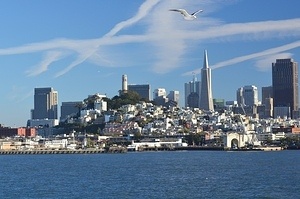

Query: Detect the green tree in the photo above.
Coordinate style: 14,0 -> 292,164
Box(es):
105,90 -> 142,110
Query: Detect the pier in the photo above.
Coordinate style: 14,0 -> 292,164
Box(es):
0,147 -> 127,155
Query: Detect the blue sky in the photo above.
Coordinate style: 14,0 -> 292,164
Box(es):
1,0 -> 300,127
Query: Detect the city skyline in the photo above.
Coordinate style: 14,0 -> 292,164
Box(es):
0,0 -> 300,127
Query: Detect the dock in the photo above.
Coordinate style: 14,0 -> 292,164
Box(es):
0,147 -> 127,155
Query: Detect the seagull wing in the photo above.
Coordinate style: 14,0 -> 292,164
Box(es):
191,9 -> 203,16
169,9 -> 190,17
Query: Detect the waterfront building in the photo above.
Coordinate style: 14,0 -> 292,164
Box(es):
184,74 -> 200,108
28,119 -> 59,128
128,84 -> 151,101
32,87 -> 58,119
199,50 -> 214,111
0,126 -> 36,138
272,58 -> 299,118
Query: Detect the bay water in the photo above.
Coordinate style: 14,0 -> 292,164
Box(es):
0,150 -> 299,199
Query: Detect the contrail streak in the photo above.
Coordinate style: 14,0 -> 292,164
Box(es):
211,40 -> 300,69
55,0 -> 161,77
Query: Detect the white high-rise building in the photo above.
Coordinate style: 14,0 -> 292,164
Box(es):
199,50 -> 214,111
237,85 -> 258,107
243,85 -> 258,106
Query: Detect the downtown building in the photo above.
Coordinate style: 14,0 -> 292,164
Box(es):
236,85 -> 258,107
235,85 -> 259,117
261,86 -> 273,118
167,90 -> 180,107
128,84 -> 151,101
199,50 -> 214,111
272,58 -> 299,119
60,101 -> 82,122
153,88 -> 168,106
29,87 -> 59,128
184,75 -> 201,108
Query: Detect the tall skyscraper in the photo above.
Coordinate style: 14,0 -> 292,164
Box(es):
199,50 -> 214,111
184,74 -> 200,108
33,87 -> 58,119
272,58 -> 299,118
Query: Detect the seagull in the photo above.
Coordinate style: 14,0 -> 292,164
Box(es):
169,9 -> 203,20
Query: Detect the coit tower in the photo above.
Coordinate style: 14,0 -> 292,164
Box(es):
122,74 -> 128,93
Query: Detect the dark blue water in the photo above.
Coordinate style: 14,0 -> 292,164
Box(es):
0,150 -> 299,199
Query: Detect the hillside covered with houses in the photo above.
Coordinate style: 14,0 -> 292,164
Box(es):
1,91 -> 300,151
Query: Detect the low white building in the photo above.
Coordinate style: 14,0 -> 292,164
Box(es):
28,119 -> 59,128
45,139 -> 68,149
127,138 -> 187,151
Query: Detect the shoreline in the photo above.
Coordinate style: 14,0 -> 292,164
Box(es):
0,146 -> 289,155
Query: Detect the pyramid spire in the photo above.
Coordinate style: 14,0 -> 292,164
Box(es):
200,49 -> 214,111
203,50 -> 209,69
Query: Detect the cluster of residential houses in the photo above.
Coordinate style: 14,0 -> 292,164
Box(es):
1,98 -> 300,151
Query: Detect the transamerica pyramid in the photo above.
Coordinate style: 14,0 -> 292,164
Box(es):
199,50 -> 214,111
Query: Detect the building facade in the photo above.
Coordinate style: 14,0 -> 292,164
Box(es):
0,126 -> 36,138
261,86 -> 273,106
237,85 -> 258,107
236,87 -> 244,106
33,87 -> 58,119
272,58 -> 299,118
243,85 -> 258,106
184,75 -> 201,108
167,90 -> 180,105
128,84 -> 151,101
199,50 -> 214,111
60,101 -> 82,122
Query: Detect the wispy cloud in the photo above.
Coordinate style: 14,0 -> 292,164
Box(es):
55,0 -> 161,77
211,40 -> 300,69
0,0 -> 300,78
254,53 -> 293,72
0,0 -> 161,77
7,86 -> 33,103
182,40 -> 300,76
26,51 -> 65,76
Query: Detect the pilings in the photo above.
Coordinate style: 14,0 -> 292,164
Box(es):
0,147 -> 127,155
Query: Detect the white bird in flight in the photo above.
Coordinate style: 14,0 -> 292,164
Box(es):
169,9 -> 203,20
